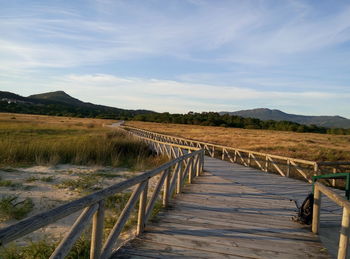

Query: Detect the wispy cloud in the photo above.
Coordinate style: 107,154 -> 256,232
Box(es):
45,74 -> 349,115
0,1 -> 349,117
2,1 -> 349,69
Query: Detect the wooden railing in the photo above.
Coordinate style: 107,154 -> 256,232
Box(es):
312,182 -> 350,259
124,126 -> 326,183
0,140 -> 204,259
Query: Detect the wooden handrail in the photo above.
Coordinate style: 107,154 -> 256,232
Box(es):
124,125 -> 317,165
123,126 -> 321,182
0,138 -> 205,259
312,182 -> 350,259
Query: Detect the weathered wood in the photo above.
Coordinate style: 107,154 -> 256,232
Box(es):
100,181 -> 147,259
289,160 -> 311,183
168,163 -> 180,196
224,149 -> 234,163
137,180 -> 148,235
90,200 -> 105,259
125,125 -> 319,166
145,170 -> 168,222
338,207 -> 350,259
116,158 -> 329,259
315,182 -> 350,211
268,156 -> 286,177
0,149 -> 202,246
195,153 -> 201,177
176,162 -> 183,194
50,204 -> 98,259
236,150 -> 248,166
251,153 -> 264,170
312,186 -> 321,234
163,169 -> 171,207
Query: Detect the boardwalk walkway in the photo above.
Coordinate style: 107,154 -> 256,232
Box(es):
114,157 -> 334,258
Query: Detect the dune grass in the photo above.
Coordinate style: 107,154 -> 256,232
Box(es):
0,236 -> 90,259
0,113 -> 168,169
0,114 -> 172,258
126,121 -> 350,162
0,195 -> 34,222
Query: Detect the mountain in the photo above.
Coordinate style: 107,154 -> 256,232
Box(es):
220,108 -> 350,129
0,90 -> 154,119
29,91 -> 85,106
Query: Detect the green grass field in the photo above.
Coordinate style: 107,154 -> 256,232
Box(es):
0,113 -> 167,169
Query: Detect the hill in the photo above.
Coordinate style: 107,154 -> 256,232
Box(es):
0,90 -> 153,119
29,91 -> 85,106
220,108 -> 350,129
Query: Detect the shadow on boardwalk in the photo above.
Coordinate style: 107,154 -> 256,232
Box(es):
113,157 -> 337,258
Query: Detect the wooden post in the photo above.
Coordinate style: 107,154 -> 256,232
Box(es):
333,168 -> 337,187
137,180 -> 148,235
211,146 -> 215,158
314,163 -> 319,176
100,182 -> 146,259
221,148 -> 225,160
163,169 -> 170,207
51,204 -> 98,259
176,162 -> 183,194
234,150 -> 237,163
248,153 -> 251,167
188,158 -> 194,184
312,186 -> 321,234
196,154 -> 201,177
265,156 -> 269,172
287,160 -> 290,177
338,207 -> 350,259
201,151 -> 205,174
90,200 -> 105,259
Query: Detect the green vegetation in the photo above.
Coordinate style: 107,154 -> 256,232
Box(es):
57,175 -> 100,192
0,196 -> 34,222
0,90 -> 152,119
25,176 -> 38,183
0,176 -> 22,189
0,121 -> 165,168
133,112 -> 350,135
40,176 -> 55,182
2,90 -> 350,134
0,236 -> 90,259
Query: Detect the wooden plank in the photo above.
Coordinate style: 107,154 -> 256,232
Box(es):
0,150 -> 202,246
137,180 -> 148,235
140,227 -> 329,258
268,156 -> 286,177
90,200 -> 105,259
114,239 -> 249,259
100,181 -> 147,259
50,204 -> 98,259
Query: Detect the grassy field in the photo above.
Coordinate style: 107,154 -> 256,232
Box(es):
0,113 -> 166,168
126,121 -> 350,162
0,113 -> 170,258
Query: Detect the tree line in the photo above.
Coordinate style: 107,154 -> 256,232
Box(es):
1,101 -> 349,135
132,112 -> 350,135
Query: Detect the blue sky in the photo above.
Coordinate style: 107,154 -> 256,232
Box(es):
1,0 -> 350,117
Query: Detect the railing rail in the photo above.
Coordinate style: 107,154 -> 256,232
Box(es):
0,139 -> 204,259
124,125 -> 349,183
312,182 -> 350,259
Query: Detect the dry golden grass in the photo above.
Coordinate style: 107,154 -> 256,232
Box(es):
0,113 -> 168,168
126,121 -> 350,162
0,112 -> 116,128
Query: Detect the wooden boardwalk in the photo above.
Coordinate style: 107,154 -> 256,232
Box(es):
113,157 -> 334,258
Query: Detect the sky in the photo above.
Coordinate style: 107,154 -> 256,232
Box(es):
1,0 -> 350,117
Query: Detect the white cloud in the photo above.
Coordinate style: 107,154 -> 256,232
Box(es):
47,74 -> 349,115
2,1 -> 349,70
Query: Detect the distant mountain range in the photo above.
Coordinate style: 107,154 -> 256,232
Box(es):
1,90 -> 349,130
220,108 -> 350,129
0,90 -> 153,119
